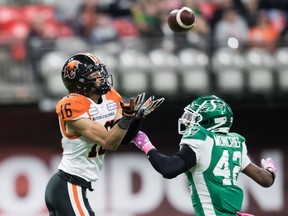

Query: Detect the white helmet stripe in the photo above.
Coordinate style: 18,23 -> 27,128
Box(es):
78,52 -> 101,64
85,52 -> 101,64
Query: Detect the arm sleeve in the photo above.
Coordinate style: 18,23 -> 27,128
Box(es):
147,145 -> 196,179
120,117 -> 143,145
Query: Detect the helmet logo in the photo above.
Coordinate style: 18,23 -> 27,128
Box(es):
201,100 -> 223,112
63,60 -> 80,79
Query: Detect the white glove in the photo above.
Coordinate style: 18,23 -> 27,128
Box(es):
137,96 -> 165,118
261,157 -> 277,179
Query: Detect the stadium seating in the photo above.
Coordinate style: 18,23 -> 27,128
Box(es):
56,36 -> 89,55
118,49 -> 150,94
21,4 -> 56,24
0,2 -> 287,107
178,48 -> 210,94
148,48 -> 179,95
274,47 -> 288,92
212,48 -> 245,93
4,20 -> 30,40
244,48 -> 275,93
0,6 -> 21,26
40,51 -> 69,97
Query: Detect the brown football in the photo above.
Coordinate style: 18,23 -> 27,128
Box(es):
168,7 -> 196,32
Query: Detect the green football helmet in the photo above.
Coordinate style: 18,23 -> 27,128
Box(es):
178,95 -> 233,134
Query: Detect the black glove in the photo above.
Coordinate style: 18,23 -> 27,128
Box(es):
120,92 -> 146,117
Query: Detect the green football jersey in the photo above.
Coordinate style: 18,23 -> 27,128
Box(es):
180,126 -> 251,216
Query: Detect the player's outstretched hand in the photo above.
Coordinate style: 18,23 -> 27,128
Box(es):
120,92 -> 146,117
137,96 -> 165,118
261,157 -> 277,179
132,131 -> 155,154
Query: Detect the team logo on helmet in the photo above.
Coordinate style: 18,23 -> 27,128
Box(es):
63,60 -> 80,79
201,99 -> 224,112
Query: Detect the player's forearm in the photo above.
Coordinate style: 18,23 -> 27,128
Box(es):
77,117 -> 133,150
121,117 -> 143,145
103,126 -> 127,150
242,163 -> 275,187
253,168 -> 274,187
260,169 -> 275,187
132,133 -> 197,178
103,118 -> 134,150
147,148 -> 195,179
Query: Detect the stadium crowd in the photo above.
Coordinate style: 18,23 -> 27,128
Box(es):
0,0 -> 288,104
1,0 -> 288,53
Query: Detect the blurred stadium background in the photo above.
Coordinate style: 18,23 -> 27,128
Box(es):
0,0 -> 287,215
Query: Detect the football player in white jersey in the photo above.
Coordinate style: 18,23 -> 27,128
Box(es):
132,95 -> 276,216
44,52 -> 164,216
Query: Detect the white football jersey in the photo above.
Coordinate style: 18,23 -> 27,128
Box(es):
56,88 -> 122,182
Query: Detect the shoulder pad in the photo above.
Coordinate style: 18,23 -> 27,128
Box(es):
56,94 -> 91,120
182,126 -> 209,141
105,87 -> 122,109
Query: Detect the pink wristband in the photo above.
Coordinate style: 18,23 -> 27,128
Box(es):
143,143 -> 155,154
237,213 -> 254,216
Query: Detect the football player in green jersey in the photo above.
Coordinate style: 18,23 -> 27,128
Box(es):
132,95 -> 276,216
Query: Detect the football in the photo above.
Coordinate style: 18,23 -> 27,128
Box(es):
168,7 -> 196,33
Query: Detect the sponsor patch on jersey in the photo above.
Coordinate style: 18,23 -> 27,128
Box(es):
107,102 -> 117,111
93,112 -> 115,121
89,107 -> 99,116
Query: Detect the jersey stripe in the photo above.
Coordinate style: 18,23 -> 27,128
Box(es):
193,174 -> 216,215
67,183 -> 89,216
184,134 -> 217,215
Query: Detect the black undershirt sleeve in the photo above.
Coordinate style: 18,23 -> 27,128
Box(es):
120,117 -> 143,145
147,144 -> 197,179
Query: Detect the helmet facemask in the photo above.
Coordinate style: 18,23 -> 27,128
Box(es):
178,101 -> 205,134
85,64 -> 113,96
